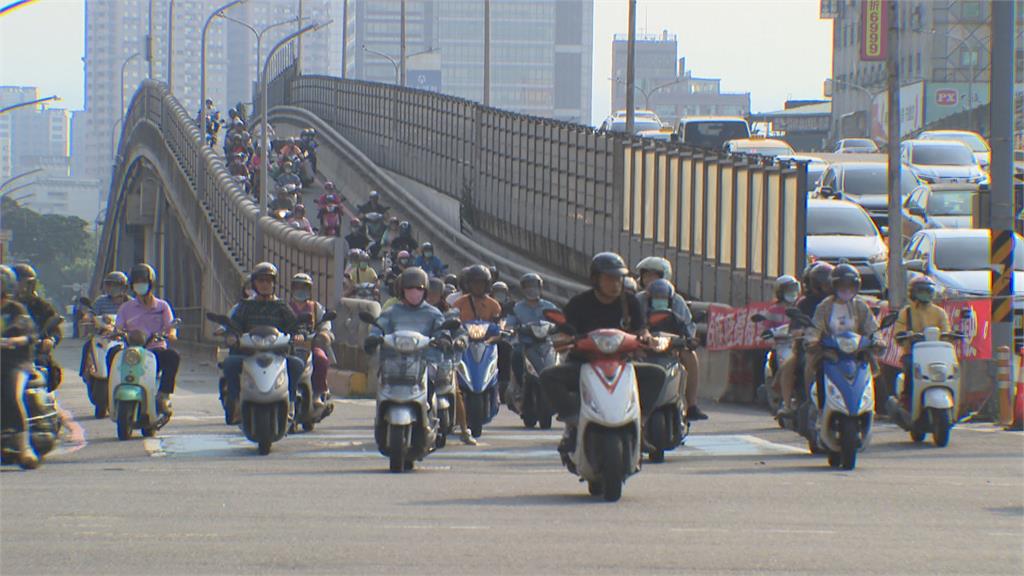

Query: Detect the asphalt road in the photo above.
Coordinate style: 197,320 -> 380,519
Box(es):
2,342 -> 1022,575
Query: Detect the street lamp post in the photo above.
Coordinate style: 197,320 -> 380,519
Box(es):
0,95 -> 61,116
362,45 -> 400,84
120,52 -> 142,126
0,168 -> 45,195
167,0 -> 175,93
200,0 -> 246,126
218,13 -> 307,102
610,77 -> 681,117
257,21 -> 331,259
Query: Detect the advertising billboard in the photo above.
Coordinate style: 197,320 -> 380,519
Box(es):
924,82 -> 991,125
870,81 -> 924,141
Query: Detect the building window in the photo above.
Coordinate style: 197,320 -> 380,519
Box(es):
961,1 -> 982,21
960,48 -> 979,68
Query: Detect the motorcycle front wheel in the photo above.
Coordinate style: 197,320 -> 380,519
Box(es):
601,431 -> 626,502
389,424 -> 409,473
930,408 -> 951,448
116,401 -> 136,441
839,416 -> 858,470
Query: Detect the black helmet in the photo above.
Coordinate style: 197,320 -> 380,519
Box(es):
12,263 -> 37,282
830,263 -> 861,291
250,261 -> 278,283
807,261 -> 834,295
130,263 -> 156,284
399,221 -> 411,234
463,264 -> 491,284
519,272 -> 543,290
104,271 -> 129,287
589,252 -> 629,279
428,277 -> 445,295
443,273 -> 458,287
398,267 -> 429,292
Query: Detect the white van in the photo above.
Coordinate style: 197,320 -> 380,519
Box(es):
675,116 -> 750,150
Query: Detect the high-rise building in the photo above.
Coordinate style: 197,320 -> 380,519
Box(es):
609,31 -> 750,126
344,0 -> 593,123
821,0 -> 1023,142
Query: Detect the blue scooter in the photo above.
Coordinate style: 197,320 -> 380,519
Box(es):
457,321 -> 504,438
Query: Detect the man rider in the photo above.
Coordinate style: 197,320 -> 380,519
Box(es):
288,273 -> 334,408
541,253 -> 652,459
344,250 -> 379,297
79,271 -> 131,386
390,221 -> 418,255
413,242 -> 447,278
1,265 -> 40,469
634,257 -> 706,421
269,187 -> 295,214
505,273 -> 560,410
358,190 -> 389,216
805,264 -> 881,410
222,263 -> 304,418
274,160 -> 303,190
110,264 -> 180,414
13,264 -> 62,391
774,262 -> 833,416
345,217 -> 370,252
893,276 -> 950,409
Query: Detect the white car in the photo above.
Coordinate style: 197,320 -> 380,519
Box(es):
724,137 -> 795,158
805,199 -> 889,295
918,130 -> 990,172
900,139 -> 987,185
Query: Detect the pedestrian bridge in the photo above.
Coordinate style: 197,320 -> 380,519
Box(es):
95,58 -> 808,345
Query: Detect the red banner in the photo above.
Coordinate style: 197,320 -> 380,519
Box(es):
860,0 -> 888,61
706,302 -> 778,351
878,299 -> 992,367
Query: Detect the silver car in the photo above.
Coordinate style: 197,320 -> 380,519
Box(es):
805,199 -> 889,295
900,139 -> 987,185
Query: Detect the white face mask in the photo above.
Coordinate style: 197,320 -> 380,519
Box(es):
293,289 -> 311,301
133,282 -> 151,296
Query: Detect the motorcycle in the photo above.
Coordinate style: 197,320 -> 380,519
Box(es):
290,310 -> 338,433
78,298 -> 121,418
430,324 -> 461,448
541,309 -> 666,502
317,194 -> 342,237
641,310 -> 693,463
885,318 -> 966,448
768,310 -> 824,454
0,363 -> 62,468
108,321 -> 180,440
509,319 -> 559,429
458,320 -> 505,439
751,313 -> 796,414
353,282 -> 380,302
363,212 -> 387,258
206,313 -> 292,455
360,311 -> 461,472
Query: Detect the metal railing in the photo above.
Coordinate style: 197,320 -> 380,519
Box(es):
274,70 -> 807,304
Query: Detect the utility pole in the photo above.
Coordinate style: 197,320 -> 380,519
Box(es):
341,0 -> 348,79
885,0 -> 904,308
483,0 -> 490,106
296,0 -> 303,75
990,0 -> 1015,378
400,0 -> 407,87
625,0 -> 636,135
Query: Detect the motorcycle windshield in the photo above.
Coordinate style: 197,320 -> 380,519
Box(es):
381,352 -> 426,385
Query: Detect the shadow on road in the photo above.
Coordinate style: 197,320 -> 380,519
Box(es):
409,493 -> 596,507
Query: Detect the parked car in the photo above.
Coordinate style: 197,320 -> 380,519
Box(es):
918,130 -> 990,172
777,155 -> 828,189
814,161 -> 919,233
903,228 -> 1024,303
723,137 -> 795,157
636,127 -> 677,142
612,109 -> 661,122
901,183 -> 979,240
833,138 -> 880,154
900,139 -> 987,185
806,199 -> 888,296
600,116 -> 664,134
675,116 -> 750,150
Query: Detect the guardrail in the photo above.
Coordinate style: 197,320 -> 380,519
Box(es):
273,67 -> 807,305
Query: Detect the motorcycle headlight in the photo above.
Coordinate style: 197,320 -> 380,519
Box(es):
531,324 -> 552,339
392,335 -> 418,354
826,382 -> 847,412
590,332 -> 625,354
123,348 -> 143,366
466,324 -> 489,340
928,363 -> 949,382
837,335 -> 860,355
860,382 -> 874,412
648,336 -> 671,353
274,371 -> 287,390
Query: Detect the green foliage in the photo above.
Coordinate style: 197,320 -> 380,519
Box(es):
1,196 -> 97,309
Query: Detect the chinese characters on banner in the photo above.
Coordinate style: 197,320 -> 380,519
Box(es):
860,0 -> 888,61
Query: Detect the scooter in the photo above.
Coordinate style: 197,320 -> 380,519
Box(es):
206,313 -> 292,455
809,323 -> 890,471
457,320 -> 505,439
78,298 -> 121,418
430,325 -> 461,448
353,282 -> 379,302
363,212 -> 387,258
751,312 -> 796,414
360,311 -> 461,472
509,319 -> 559,429
318,194 -> 342,237
291,310 -> 338,433
0,364 -> 62,468
542,309 -> 666,502
108,322 -> 179,441
885,322 -> 965,448
641,310 -> 693,463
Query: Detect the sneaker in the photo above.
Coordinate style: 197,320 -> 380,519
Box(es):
460,432 -> 478,446
686,405 -> 709,421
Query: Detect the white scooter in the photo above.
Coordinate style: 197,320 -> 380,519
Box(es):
291,310 -> 338,433
108,322 -> 179,440
543,309 -> 665,502
78,297 -> 121,418
886,325 -> 965,447
642,310 -> 694,463
750,312 -> 796,414
207,313 -> 293,455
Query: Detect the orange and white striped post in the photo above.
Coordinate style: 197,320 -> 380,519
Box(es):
996,346 -> 1013,426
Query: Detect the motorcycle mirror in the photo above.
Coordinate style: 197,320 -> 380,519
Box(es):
319,310 -> 338,324
750,313 -> 767,323
78,296 -> 93,308
440,318 -> 462,332
691,309 -> 707,324
542,309 -> 567,325
880,313 -> 899,329
171,318 -> 182,327
206,312 -> 235,330
358,311 -> 378,325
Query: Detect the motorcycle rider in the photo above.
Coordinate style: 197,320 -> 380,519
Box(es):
288,273 -> 334,408
345,217 -> 371,252
109,264 -> 180,414
222,263 -> 305,415
344,250 -> 379,297
773,262 -> 834,415
452,265 -> 502,324
426,277 -> 451,314
505,273 -> 560,409
542,252 -> 653,458
288,204 -> 314,234
79,271 -> 131,382
358,190 -> 389,216
893,276 -> 950,409
269,187 -> 295,214
488,280 -> 514,403
634,257 -> 706,421
805,264 -> 882,410
13,264 -> 62,391
274,160 -> 303,190
413,242 -> 447,278
1,265 -> 40,469
390,221 -> 418,255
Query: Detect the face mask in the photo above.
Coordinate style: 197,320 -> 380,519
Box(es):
398,259 -> 409,267
358,262 -> 368,270
133,283 -> 151,296
423,251 -> 433,259
293,289 -> 311,301
523,287 -> 541,301
913,290 -> 933,304
782,290 -> 799,304
652,298 -> 670,311
493,293 -> 508,304
836,288 -> 856,302
403,287 -> 425,306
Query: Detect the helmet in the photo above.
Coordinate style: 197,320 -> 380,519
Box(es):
420,242 -> 434,253
830,263 -> 861,291
491,281 -> 509,298
291,273 -> 313,288
623,277 -> 639,294
774,274 -> 801,303
635,256 -> 672,280
589,252 -> 629,279
443,274 -> 458,287
368,190 -> 380,201
428,277 -> 445,296
806,261 -> 834,295
104,271 -> 129,287
0,265 -> 16,296
397,267 -> 429,292
463,264 -> 492,285
908,275 -> 937,303
12,263 -> 37,282
324,181 -> 336,191
388,216 -> 399,226
281,160 -> 293,169
293,204 -> 306,215
250,262 -> 278,283
129,263 -> 156,284
519,272 -> 543,290
347,248 -> 361,261
399,221 -> 411,234
396,250 -> 411,261
647,278 -> 675,300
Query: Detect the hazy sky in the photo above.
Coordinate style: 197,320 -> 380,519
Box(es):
0,0 -> 832,124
